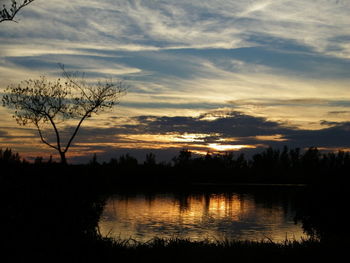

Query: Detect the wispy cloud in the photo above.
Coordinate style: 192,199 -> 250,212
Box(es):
2,0 -> 349,55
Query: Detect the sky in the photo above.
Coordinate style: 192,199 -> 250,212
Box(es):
0,0 -> 350,163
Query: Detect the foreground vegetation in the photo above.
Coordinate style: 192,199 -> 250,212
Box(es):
0,147 -> 348,262
78,237 -> 331,263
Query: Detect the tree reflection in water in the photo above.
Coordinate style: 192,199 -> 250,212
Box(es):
99,189 -> 308,242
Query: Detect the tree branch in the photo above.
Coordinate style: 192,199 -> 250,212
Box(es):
0,0 -> 35,23
63,109 -> 94,153
45,113 -> 63,152
34,122 -> 59,151
59,63 -> 91,102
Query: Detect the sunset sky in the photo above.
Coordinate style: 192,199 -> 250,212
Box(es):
1,0 -> 350,162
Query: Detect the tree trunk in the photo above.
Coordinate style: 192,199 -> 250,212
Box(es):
59,151 -> 67,165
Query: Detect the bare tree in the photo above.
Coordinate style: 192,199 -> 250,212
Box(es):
1,0 -> 34,23
2,67 -> 126,164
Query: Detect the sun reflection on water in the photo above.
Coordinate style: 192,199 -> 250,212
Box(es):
99,192 -> 307,242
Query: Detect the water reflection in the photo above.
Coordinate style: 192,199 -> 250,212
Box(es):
99,191 -> 307,242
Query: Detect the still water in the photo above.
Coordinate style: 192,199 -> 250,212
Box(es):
99,189 -> 307,242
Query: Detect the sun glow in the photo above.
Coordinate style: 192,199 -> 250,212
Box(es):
255,134 -> 288,142
173,133 -> 219,142
208,143 -> 255,151
118,132 -> 220,144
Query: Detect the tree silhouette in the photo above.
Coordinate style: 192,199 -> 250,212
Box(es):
0,148 -> 21,164
0,0 -> 34,23
144,153 -> 156,166
2,67 -> 126,164
173,149 -> 192,167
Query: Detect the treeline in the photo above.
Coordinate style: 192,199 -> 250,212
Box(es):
171,147 -> 349,179
1,146 -> 349,185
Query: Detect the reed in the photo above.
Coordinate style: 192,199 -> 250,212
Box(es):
85,236 -> 328,262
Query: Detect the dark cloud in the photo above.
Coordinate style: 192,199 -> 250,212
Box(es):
5,111 -> 348,163
327,111 -> 350,116
115,111 -> 289,137
67,111 -> 350,150
111,111 -> 349,146
0,127 -> 36,139
285,122 -> 350,148
0,130 -> 8,138
229,98 -> 350,108
320,120 -> 341,126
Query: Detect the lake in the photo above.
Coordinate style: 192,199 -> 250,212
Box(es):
98,187 -> 308,242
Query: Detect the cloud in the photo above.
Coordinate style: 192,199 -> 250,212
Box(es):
327,111 -> 350,116
58,110 -> 350,161
1,0 -> 350,161
0,130 -> 8,138
2,45 -> 350,131
2,0 -> 350,56
285,122 -> 350,148
2,1 -> 350,106
2,108 -> 350,162
229,98 -> 350,107
67,112 -> 277,144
